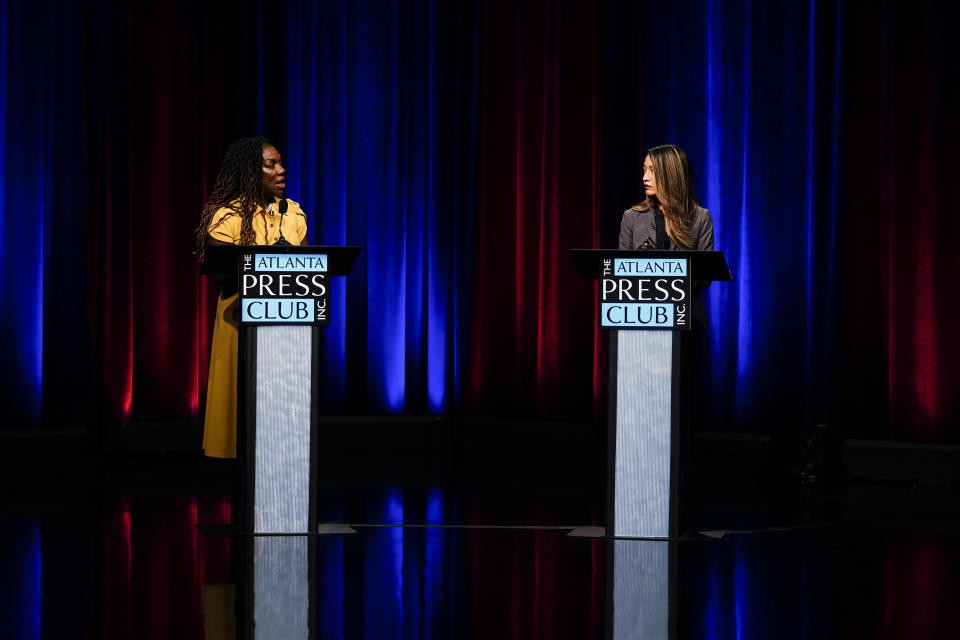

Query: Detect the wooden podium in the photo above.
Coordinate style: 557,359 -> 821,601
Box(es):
570,249 -> 731,539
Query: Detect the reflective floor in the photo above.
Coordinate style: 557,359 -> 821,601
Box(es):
2,443 -> 960,639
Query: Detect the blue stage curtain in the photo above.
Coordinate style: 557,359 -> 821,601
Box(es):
640,0 -> 843,431
0,0 -> 91,429
640,0 -> 959,438
258,0 -> 480,414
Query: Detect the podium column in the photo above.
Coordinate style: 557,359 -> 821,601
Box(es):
609,330 -> 680,539
252,325 -> 313,533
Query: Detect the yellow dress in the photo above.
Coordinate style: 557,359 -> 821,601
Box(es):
202,199 -> 308,458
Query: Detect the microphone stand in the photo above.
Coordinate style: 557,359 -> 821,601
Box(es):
274,198 -> 292,246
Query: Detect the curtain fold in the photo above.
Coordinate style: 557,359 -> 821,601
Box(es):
279,0 -> 479,414
468,0 -> 603,419
835,0 -> 960,440
0,0 -> 956,441
0,0 -> 90,428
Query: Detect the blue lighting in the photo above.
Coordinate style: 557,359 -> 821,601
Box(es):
699,549 -> 723,640
0,0 -> 44,424
424,489 -> 444,638
30,522 -> 42,639
363,490 -> 405,637
273,0 -> 469,414
1,0 -> 89,427
317,538 -> 345,639
733,551 -> 747,640
804,0 -> 817,422
734,0 -> 754,418
703,0 -> 729,417
0,0 -> 6,327
644,0 -> 841,430
316,495 -> 345,639
0,520 -> 43,639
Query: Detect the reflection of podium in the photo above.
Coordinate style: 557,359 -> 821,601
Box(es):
204,245 -> 360,534
571,250 -> 731,539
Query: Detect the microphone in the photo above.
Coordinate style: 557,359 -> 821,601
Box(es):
274,198 -> 292,246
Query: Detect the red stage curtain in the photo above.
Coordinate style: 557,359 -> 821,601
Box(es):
84,0 -> 248,428
468,0 -> 606,419
835,0 -> 960,441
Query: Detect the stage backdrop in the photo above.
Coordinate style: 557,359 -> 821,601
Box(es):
0,0 -> 957,442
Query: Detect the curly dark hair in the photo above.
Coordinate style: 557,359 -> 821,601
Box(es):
195,136 -> 274,256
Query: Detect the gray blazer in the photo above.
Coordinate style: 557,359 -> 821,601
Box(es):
618,205 -> 714,251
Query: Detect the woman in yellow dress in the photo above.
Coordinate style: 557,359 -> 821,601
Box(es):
195,137 -> 307,458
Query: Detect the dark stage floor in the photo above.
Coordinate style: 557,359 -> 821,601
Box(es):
1,423 -> 959,639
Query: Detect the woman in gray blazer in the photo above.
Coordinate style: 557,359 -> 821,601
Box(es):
619,144 -> 714,325
618,144 -> 714,252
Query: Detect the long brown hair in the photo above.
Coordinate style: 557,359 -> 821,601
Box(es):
632,144 -> 699,248
195,136 -> 273,257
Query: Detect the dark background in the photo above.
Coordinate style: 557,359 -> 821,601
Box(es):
1,0 -> 957,443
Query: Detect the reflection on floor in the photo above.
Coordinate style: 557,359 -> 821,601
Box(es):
1,445 -> 960,639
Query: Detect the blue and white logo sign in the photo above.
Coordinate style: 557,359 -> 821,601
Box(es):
240,252 -> 330,325
598,257 -> 691,330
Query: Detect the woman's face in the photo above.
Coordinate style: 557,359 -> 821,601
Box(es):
261,144 -> 286,200
642,155 -> 657,198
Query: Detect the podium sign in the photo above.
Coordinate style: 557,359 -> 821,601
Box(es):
239,252 -> 330,325
599,256 -> 691,330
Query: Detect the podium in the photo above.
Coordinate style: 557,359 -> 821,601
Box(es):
570,249 -> 731,539
203,244 -> 360,534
